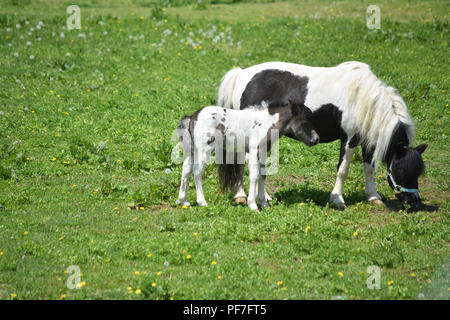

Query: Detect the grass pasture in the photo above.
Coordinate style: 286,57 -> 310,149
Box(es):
0,0 -> 449,300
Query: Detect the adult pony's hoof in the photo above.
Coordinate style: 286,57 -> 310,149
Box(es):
370,199 -> 386,207
332,202 -> 347,211
235,197 -> 247,205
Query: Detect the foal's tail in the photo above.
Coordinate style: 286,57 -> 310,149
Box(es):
218,67 -> 242,109
177,115 -> 193,157
217,67 -> 243,193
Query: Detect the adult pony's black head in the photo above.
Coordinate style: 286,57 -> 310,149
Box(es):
387,143 -> 427,210
286,100 -> 319,146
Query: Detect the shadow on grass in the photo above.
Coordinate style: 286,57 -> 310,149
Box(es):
272,182 -> 366,207
384,199 -> 440,213
272,183 -> 440,213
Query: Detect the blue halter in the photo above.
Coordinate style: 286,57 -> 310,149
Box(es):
387,163 -> 419,194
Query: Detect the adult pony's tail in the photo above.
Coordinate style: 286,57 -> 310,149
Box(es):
218,67 -> 242,109
217,67 -> 242,193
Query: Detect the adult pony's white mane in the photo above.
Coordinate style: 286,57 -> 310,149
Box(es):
341,61 -> 414,164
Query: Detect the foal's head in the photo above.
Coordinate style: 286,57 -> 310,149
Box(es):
387,143 -> 428,210
286,100 -> 319,146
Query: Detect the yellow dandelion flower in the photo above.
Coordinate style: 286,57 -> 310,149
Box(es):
387,280 -> 394,286
217,275 -> 222,280
147,253 -> 152,258
193,232 -> 198,236
182,205 -> 188,209
353,231 -> 358,237
240,256 -> 245,261
59,237 -> 63,241
0,252 -> 3,255
10,293 -> 17,298
186,254 -> 191,259
305,225 -> 311,232
337,272 -> 344,277
114,207 -> 119,210
135,289 -> 141,294
24,231 -> 29,235
61,293 -> 66,299
211,261 -> 217,265
277,281 -> 283,286
410,273 -> 416,277
135,271 -> 140,275
281,287 -> 287,291
157,271 -> 162,276
151,282 -> 157,287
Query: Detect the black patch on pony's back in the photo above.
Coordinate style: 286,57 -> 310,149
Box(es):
240,69 -> 309,111
311,104 -> 346,143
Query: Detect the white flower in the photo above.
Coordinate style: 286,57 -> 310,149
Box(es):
165,168 -> 171,174
29,55 -> 35,60
26,41 -> 31,46
65,52 -> 71,56
103,31 -> 108,35
60,32 -> 65,38
16,24 -> 21,29
14,52 -> 19,57
6,27 -> 12,32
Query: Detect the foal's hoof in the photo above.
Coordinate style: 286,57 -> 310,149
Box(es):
332,202 -> 347,211
235,197 -> 247,205
370,199 -> 386,207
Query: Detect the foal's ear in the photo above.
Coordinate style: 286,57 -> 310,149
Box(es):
415,144 -> 428,154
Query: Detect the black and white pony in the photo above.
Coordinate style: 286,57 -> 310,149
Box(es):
176,101 -> 317,210
217,61 -> 427,210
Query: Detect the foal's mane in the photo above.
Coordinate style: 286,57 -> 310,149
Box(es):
341,61 -> 415,165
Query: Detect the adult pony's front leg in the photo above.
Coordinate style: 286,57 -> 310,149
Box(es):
362,146 -> 385,207
330,139 -> 355,210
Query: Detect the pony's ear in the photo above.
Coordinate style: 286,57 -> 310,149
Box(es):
415,144 -> 428,154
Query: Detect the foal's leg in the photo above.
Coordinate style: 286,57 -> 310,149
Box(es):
330,139 -> 355,210
176,157 -> 192,207
192,146 -> 212,207
362,145 -> 385,206
247,149 -> 260,211
232,161 -> 248,205
257,163 -> 269,209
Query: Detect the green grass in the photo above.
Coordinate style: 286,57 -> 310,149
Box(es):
0,0 -> 449,300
